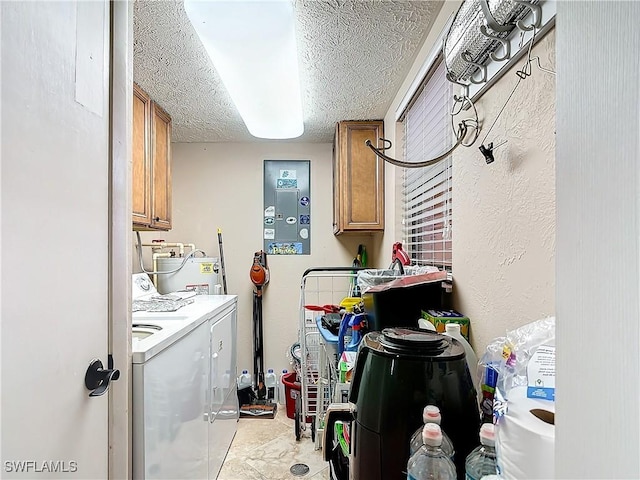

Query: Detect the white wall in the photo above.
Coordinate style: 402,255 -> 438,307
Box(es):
555,2 -> 640,477
136,142 -> 381,376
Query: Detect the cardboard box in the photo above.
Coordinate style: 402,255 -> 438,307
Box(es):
421,309 -> 470,341
338,351 -> 357,383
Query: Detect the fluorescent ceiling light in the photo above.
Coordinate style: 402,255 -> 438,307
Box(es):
184,0 -> 304,140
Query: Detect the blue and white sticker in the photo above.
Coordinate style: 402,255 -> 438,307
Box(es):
300,196 -> 310,206
526,345 -> 555,401
299,228 -> 309,239
264,217 -> 275,226
277,178 -> 298,188
300,215 -> 310,225
264,206 -> 275,217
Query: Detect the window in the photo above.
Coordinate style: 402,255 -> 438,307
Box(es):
401,57 -> 454,270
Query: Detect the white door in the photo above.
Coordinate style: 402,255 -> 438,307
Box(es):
1,2 -> 114,478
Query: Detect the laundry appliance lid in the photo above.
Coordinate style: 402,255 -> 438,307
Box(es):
366,327 -> 465,359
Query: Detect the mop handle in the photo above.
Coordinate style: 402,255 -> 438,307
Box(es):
217,228 -> 228,295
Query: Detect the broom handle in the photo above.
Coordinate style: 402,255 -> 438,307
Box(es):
217,228 -> 228,295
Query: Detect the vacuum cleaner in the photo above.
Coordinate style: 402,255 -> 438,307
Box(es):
239,250 -> 277,418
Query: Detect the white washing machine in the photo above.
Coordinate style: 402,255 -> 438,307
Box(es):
132,274 -> 238,479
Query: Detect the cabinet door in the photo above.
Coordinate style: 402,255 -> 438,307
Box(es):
333,120 -> 385,234
132,84 -> 151,226
150,102 -> 172,230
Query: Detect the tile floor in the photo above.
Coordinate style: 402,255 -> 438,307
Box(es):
218,406 -> 330,480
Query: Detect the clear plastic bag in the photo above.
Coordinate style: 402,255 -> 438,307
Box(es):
497,316 -> 555,396
356,265 -> 440,294
477,316 -> 555,422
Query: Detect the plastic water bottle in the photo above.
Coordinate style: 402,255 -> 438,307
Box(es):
407,423 -> 456,480
278,369 -> 288,405
237,369 -> 252,390
410,405 -> 455,459
265,368 -> 277,402
464,423 -> 497,480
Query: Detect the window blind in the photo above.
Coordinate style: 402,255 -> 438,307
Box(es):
402,58 -> 454,270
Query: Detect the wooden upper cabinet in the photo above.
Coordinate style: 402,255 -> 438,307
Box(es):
132,83 -> 172,231
132,84 -> 151,226
333,120 -> 385,235
150,102 -> 172,230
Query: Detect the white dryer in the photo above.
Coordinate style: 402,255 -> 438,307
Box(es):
131,274 -> 238,479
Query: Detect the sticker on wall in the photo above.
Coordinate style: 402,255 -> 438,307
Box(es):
286,216 -> 297,225
300,196 -> 310,206
280,169 -> 297,179
300,215 -> 310,225
268,242 -> 303,255
264,206 -> 275,217
264,228 -> 275,240
264,217 -> 275,226
277,178 -> 297,188
299,228 -> 309,239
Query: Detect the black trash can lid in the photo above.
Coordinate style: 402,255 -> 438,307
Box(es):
376,327 -> 465,358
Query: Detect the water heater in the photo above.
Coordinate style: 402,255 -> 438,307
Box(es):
156,257 -> 220,295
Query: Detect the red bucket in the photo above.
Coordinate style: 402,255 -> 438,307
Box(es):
282,372 -> 301,420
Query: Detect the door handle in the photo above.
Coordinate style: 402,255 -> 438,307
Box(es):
85,355 -> 120,397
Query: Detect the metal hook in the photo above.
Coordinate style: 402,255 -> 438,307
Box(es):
478,0 -> 514,33
479,25 -> 511,62
450,95 -> 480,147
529,56 -> 556,76
379,138 -> 392,151
460,51 -> 487,84
514,0 -> 541,32
450,94 -> 470,116
446,71 -> 470,98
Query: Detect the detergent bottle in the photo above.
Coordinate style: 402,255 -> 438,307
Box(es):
346,314 -> 366,351
338,312 -> 367,356
337,312 -> 353,357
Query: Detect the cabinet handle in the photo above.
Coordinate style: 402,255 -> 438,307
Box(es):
154,217 -> 160,222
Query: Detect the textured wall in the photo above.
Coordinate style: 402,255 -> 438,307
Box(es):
451,31 -> 557,355
135,142 -> 378,376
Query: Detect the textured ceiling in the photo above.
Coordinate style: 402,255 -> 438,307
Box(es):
134,0 -> 443,143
